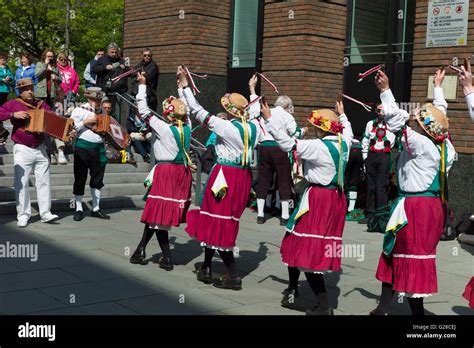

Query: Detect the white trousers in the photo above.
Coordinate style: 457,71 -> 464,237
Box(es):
13,143 -> 52,219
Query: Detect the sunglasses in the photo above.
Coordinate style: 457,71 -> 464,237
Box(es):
58,58 -> 66,61
143,54 -> 152,57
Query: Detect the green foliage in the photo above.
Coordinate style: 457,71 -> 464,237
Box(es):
0,0 -> 123,76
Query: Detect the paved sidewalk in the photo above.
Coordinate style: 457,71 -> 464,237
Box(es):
0,207 -> 472,315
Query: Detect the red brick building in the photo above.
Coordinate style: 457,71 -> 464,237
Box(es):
124,0 -> 474,215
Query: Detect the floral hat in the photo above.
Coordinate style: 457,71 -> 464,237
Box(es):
307,109 -> 344,134
220,93 -> 249,119
162,96 -> 187,121
414,103 -> 449,142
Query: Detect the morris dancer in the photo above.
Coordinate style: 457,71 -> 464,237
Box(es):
70,87 -> 110,221
129,72 -> 194,271
371,69 -> 455,315
361,102 -> 395,223
248,74 -> 306,226
261,98 -> 353,315
0,78 -> 59,227
179,67 -> 260,290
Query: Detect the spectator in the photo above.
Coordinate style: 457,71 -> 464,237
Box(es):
93,42 -> 129,109
35,49 -> 62,107
134,48 -> 159,111
84,48 -> 105,88
126,111 -> 151,163
56,52 -> 79,104
0,52 -> 14,106
14,52 -> 36,96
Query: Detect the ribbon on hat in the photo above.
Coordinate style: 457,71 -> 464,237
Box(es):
337,133 -> 344,192
177,119 -> 193,168
240,116 -> 250,166
163,104 -> 175,117
257,73 -> 279,93
440,141 -> 446,205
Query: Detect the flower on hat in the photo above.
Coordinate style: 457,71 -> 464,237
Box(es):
307,110 -> 344,134
416,106 -> 449,142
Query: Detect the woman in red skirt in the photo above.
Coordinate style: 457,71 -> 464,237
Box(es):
463,278 -> 474,309
371,69 -> 456,315
261,98 -> 353,315
129,72 -> 194,271
179,67 -> 260,290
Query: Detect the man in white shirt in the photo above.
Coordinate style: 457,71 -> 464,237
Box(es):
70,87 -> 110,221
361,103 -> 396,223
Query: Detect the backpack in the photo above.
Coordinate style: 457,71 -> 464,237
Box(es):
367,205 -> 391,233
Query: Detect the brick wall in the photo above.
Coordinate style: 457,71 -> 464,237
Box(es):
411,0 -> 474,154
261,0 -> 347,125
123,0 -> 230,76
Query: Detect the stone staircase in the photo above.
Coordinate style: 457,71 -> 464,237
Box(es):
0,139 -> 152,216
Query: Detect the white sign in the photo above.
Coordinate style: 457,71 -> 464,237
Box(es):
427,75 -> 458,100
426,0 -> 469,47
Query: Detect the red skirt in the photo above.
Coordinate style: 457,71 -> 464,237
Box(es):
376,196 -> 445,296
185,164 -> 252,250
281,186 -> 346,272
462,277 -> 474,309
140,163 -> 192,227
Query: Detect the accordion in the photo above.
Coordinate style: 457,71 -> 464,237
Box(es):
26,109 -> 74,142
94,114 -> 130,150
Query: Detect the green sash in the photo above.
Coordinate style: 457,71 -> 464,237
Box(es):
169,124 -> 191,164
75,138 -> 107,167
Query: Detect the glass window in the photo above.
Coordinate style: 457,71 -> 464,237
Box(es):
231,0 -> 259,68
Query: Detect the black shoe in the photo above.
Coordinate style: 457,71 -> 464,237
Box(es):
213,273 -> 242,290
280,217 -> 289,226
91,209 -> 110,219
281,288 -> 300,306
257,216 -> 266,224
195,267 -> 212,284
306,305 -> 334,316
158,256 -> 174,271
130,247 -> 146,264
369,307 -> 388,316
143,154 -> 151,163
73,210 -> 84,221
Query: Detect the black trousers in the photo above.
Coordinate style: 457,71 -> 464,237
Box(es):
73,146 -> 106,196
255,146 -> 292,200
365,152 -> 391,214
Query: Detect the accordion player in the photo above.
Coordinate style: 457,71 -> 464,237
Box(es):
92,114 -> 130,150
25,109 -> 75,142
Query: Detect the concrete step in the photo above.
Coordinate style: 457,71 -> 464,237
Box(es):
0,192 -> 199,216
0,162 -> 151,176
0,183 -> 147,202
0,172 -> 150,188
0,152 -> 149,165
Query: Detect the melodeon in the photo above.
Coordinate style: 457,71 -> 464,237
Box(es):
94,114 -> 130,150
26,109 -> 74,142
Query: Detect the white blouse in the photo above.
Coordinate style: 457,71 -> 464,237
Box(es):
380,88 -> 456,193
266,114 -> 353,186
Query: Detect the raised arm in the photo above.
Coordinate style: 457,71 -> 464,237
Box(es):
433,68 -> 447,115
336,99 -> 354,145
459,58 -> 474,121
136,72 -> 168,134
361,121 -> 371,161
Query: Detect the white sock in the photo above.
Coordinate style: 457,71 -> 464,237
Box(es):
265,194 -> 272,208
348,191 -> 357,211
257,198 -> 265,217
275,191 -> 281,209
91,188 -> 101,212
75,195 -> 83,212
281,200 -> 290,219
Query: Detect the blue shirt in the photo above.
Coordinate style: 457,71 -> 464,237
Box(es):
15,64 -> 37,96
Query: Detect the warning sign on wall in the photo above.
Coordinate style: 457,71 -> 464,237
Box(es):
426,0 -> 469,47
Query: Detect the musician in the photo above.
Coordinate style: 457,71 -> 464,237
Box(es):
261,98 -> 353,315
0,78 -> 59,227
371,69 -> 455,315
248,74 -> 306,226
361,103 -> 396,223
179,66 -> 261,290
129,72 -> 193,271
70,87 -> 110,221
